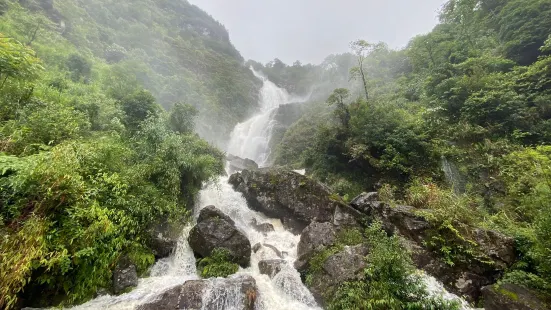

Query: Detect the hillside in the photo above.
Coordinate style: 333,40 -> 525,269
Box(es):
3,0 -> 261,145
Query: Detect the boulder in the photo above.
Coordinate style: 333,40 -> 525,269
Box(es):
350,192 -> 517,302
482,283 -> 551,310
229,168 -> 358,233
295,222 -> 337,271
147,219 -> 181,259
138,276 -> 258,310
112,258 -> 138,294
227,155 -> 259,172
252,243 -> 262,253
258,259 -> 287,278
307,245 -> 369,305
251,218 -> 275,235
188,206 -> 251,267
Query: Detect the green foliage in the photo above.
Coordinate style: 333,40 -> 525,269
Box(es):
197,248 -> 239,278
0,13 -> 225,307
0,34 -> 43,86
329,222 -> 460,310
121,90 -> 160,130
169,102 -> 198,135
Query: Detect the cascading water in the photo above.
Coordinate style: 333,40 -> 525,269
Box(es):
72,70 -> 471,310
228,69 -> 303,167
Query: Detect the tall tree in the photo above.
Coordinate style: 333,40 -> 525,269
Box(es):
349,40 -> 385,100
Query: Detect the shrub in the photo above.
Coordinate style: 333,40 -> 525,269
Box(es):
197,248 -> 239,278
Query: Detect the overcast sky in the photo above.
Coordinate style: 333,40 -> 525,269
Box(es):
190,0 -> 447,65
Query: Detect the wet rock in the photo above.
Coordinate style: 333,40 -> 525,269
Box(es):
147,219 -> 180,259
227,155 -> 259,172
482,283 -> 551,310
112,258 -> 138,294
188,206 -> 251,267
251,218 -> 275,235
295,222 -> 337,271
138,280 -> 206,310
307,245 -> 369,305
138,276 -> 258,310
258,259 -> 287,278
351,192 -> 517,302
252,243 -> 262,253
229,168 -> 356,233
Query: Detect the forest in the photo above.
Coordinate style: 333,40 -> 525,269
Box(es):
1,0 -> 550,309
269,0 -> 551,307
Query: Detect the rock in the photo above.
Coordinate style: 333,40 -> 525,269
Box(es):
295,222 -> 337,271
472,229 -> 516,269
112,258 -> 138,294
251,218 -> 275,235
227,155 -> 259,172
147,219 -> 180,259
307,245 -> 369,305
482,283 -> 551,310
351,193 -> 517,302
349,192 -> 379,210
259,259 -> 287,278
252,243 -> 262,253
229,168 -> 356,233
138,276 -> 258,310
188,206 -> 251,267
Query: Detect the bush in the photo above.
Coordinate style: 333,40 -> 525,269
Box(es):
197,248 -> 239,278
328,222 -> 460,310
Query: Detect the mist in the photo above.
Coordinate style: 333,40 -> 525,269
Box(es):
190,0 -> 447,64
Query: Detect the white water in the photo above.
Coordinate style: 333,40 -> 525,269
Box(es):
227,69 -> 305,167
72,71 -> 472,310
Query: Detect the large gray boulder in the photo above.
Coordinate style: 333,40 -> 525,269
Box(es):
112,258 -> 138,294
307,245 -> 369,305
227,155 -> 259,173
295,222 -> 337,271
147,219 -> 181,259
258,259 -> 287,278
229,168 -> 360,233
188,206 -> 251,267
350,192 -> 517,303
482,283 -> 551,310
138,276 -> 258,310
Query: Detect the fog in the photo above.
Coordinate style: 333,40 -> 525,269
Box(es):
190,0 -> 447,64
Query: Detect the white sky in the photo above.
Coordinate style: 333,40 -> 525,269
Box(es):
190,0 -> 447,65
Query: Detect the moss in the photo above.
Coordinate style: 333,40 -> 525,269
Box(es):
497,286 -> 520,301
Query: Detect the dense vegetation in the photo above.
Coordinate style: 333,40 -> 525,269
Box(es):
0,0 -> 235,308
270,0 -> 551,304
2,0 -> 261,145
328,224 -> 460,310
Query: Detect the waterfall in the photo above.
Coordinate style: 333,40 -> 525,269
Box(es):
441,157 -> 466,194
71,71 -> 471,310
72,70 -> 319,310
227,69 -> 306,167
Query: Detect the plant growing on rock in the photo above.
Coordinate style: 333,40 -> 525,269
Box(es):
197,248 -> 239,278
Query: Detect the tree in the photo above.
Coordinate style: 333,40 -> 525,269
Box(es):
169,102 -> 198,134
327,88 -> 351,129
0,35 -> 42,88
349,40 -> 385,100
121,90 -> 160,130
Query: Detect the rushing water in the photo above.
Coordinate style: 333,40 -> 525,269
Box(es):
227,69 -> 307,167
72,70 -> 472,310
